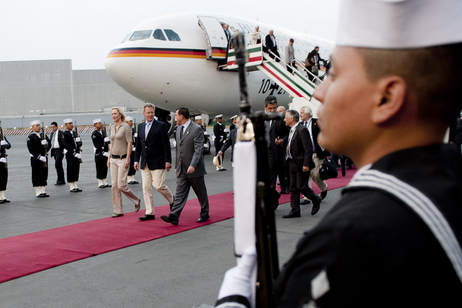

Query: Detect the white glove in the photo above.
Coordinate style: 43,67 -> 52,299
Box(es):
134,133 -> 138,138
102,152 -> 109,157
74,153 -> 82,159
0,140 -> 7,146
0,157 -> 7,163
41,140 -> 48,145
38,156 -> 47,162
217,246 -> 256,303
132,147 -> 136,152
75,137 -> 81,142
104,137 -> 110,143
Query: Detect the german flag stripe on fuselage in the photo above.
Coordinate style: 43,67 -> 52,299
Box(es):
107,47 -> 207,59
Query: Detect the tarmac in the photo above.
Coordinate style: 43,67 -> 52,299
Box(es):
0,132 -> 343,308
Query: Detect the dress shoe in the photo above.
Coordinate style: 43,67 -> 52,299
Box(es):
311,197 -> 322,215
128,181 -> 139,184
55,181 -> 65,185
70,188 -> 82,193
37,193 -> 49,198
197,215 -> 210,223
139,214 -> 155,221
283,211 -> 301,218
217,168 -> 227,172
99,185 -> 106,188
300,198 -> 311,205
2,199 -> 10,203
112,213 -> 124,218
135,199 -> 141,212
105,184 -> 112,187
160,215 -> 178,225
320,190 -> 328,200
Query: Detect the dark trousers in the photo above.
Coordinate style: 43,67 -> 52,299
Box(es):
128,151 -> 136,176
52,148 -> 65,182
0,162 -> 7,191
288,159 -> 318,212
95,154 -> 108,179
66,154 -> 80,182
31,158 -> 48,187
171,174 -> 209,220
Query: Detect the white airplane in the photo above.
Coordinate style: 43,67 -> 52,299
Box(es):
105,12 -> 334,123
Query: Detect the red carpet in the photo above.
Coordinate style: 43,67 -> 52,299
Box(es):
0,169 -> 355,283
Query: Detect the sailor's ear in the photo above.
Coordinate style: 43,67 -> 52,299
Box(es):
371,76 -> 407,125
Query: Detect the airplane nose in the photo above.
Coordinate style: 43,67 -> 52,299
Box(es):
105,51 -> 141,90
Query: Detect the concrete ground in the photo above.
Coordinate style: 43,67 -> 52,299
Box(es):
0,132 -> 343,308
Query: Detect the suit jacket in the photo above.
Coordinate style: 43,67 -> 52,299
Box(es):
287,124 -> 315,171
175,121 -> 206,178
265,34 -> 277,51
135,120 -> 172,170
310,118 -> 330,159
49,130 -> 64,157
269,116 -> 289,163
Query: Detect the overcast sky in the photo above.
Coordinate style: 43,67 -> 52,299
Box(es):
0,0 -> 340,70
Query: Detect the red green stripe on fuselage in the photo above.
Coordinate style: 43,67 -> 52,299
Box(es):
107,48 -> 207,59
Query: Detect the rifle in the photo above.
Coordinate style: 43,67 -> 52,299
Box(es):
40,122 -> 49,167
0,121 -> 8,169
73,121 -> 83,163
233,32 -> 279,307
102,122 -> 110,147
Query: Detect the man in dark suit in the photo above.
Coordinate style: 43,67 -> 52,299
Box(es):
49,121 -> 65,185
161,107 -> 210,225
300,106 -> 330,200
265,96 -> 289,208
283,110 -> 322,217
265,30 -> 280,61
134,103 -> 174,221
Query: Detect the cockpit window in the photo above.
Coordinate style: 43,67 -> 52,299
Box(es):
153,29 -> 167,41
164,29 -> 181,41
129,30 -> 152,41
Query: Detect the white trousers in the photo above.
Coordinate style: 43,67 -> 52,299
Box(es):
110,158 -> 139,214
141,166 -> 173,215
309,154 -> 328,192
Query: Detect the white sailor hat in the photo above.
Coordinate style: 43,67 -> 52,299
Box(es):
93,118 -> 102,124
30,120 -> 40,126
195,115 -> 202,120
63,118 -> 73,124
125,116 -> 133,121
336,0 -> 462,49
230,115 -> 237,120
215,114 -> 223,119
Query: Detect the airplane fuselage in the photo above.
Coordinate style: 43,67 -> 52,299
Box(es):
105,13 -> 334,116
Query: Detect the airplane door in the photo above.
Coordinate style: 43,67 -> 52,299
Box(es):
197,16 -> 228,60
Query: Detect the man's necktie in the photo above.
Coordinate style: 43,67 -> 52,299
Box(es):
180,125 -> 184,139
145,122 -> 151,140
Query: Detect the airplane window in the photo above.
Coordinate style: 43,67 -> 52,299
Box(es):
153,29 -> 167,41
129,30 -> 152,41
164,29 -> 181,41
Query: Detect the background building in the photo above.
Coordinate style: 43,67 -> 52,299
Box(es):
0,59 -> 143,128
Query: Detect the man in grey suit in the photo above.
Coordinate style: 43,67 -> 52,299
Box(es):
161,107 -> 210,225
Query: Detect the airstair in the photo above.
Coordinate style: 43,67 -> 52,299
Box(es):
197,17 -> 324,115
226,44 -> 323,116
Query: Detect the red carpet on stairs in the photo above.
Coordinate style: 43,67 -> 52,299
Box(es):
0,169 -> 355,283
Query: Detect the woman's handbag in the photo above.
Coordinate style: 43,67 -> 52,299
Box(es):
320,158 -> 338,180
